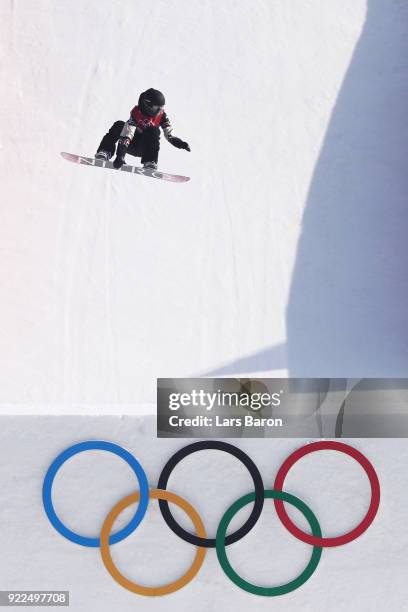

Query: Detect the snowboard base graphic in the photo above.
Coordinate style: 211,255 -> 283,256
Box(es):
61,152 -> 190,183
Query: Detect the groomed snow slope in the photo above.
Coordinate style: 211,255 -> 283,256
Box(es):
1,3 -> 408,609
1,1 -> 407,413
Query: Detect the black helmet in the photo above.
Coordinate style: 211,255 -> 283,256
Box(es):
139,88 -> 165,117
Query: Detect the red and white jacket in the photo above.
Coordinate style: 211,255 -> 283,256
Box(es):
120,105 -> 173,141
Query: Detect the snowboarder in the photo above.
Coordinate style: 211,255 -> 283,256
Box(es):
95,88 -> 190,170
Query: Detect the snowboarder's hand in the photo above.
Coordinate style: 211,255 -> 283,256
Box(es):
169,136 -> 191,152
113,156 -> 125,169
113,137 -> 130,169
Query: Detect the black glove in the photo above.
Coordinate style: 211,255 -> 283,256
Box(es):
169,136 -> 191,152
113,137 -> 130,168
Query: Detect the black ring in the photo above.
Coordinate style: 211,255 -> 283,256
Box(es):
157,441 -> 264,548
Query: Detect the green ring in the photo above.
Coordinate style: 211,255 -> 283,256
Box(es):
216,489 -> 322,597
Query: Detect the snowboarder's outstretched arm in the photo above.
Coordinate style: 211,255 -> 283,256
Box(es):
160,113 -> 191,152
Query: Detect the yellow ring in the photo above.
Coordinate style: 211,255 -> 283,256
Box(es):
100,488 -> 207,596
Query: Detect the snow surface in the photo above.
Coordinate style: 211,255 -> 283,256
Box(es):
0,0 -> 408,609
1,0 -> 407,413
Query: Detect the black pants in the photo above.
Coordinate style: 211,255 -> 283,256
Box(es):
97,120 -> 161,163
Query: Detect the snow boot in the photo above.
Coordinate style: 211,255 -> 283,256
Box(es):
95,150 -> 111,161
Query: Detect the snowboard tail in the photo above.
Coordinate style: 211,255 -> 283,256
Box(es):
61,152 -> 190,183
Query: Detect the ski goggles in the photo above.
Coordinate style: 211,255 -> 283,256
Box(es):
144,102 -> 163,115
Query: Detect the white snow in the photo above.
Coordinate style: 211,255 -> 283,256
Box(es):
0,0 -> 407,609
2,0 -> 407,413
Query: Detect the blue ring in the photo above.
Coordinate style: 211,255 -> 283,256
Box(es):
42,440 -> 149,547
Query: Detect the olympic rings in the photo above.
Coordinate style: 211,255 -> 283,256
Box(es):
157,440 -> 264,547
273,441 -> 381,547
43,439 -> 381,598
100,489 -> 207,596
216,490 -> 322,596
42,440 -> 149,547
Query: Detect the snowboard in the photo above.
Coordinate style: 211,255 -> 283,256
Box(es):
61,152 -> 190,183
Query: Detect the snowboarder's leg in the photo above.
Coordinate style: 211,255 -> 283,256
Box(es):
141,127 -> 160,167
127,135 -> 144,158
96,120 -> 124,159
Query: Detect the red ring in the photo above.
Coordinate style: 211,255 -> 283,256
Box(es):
273,441 -> 380,547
